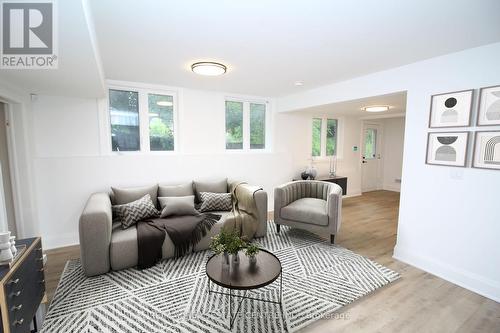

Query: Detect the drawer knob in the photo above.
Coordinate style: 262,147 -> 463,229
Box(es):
9,290 -> 22,297
11,304 -> 22,311
13,318 -> 24,326
8,278 -> 20,285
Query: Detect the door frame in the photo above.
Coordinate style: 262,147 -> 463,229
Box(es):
361,121 -> 384,192
0,98 -> 27,237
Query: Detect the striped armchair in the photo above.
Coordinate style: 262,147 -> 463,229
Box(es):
273,180 -> 342,244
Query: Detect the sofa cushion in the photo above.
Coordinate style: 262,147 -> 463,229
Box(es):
158,182 -> 194,197
281,197 -> 328,226
111,184 -> 158,206
194,178 -> 227,202
112,194 -> 160,229
110,222 -> 138,271
199,192 -> 232,212
158,195 -> 198,217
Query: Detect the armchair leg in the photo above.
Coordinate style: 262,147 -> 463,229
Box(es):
276,224 -> 281,233
330,234 -> 335,244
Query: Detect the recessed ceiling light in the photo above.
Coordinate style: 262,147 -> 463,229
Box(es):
294,81 -> 304,86
191,62 -> 227,76
364,105 -> 390,112
156,101 -> 173,107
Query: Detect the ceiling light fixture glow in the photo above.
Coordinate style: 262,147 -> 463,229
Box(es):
191,62 -> 227,76
364,105 -> 389,112
294,81 -> 304,86
156,101 -> 173,107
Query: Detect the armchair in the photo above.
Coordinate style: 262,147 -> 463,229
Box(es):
274,180 -> 342,244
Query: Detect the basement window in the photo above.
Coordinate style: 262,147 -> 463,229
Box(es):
225,99 -> 268,151
108,85 -> 177,153
311,117 -> 338,158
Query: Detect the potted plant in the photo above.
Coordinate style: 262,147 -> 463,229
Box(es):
210,229 -> 243,266
244,243 -> 260,265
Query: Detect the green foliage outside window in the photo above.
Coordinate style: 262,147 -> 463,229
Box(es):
312,118 -> 322,156
148,94 -> 174,151
226,101 -> 243,149
326,119 -> 337,156
250,103 -> 266,149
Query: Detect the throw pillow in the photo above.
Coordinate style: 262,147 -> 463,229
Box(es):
194,178 -> 228,203
199,192 -> 232,212
158,195 -> 199,218
111,184 -> 158,206
112,194 -> 160,229
158,182 -> 194,197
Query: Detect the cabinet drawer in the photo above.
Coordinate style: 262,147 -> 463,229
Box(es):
3,239 -> 45,333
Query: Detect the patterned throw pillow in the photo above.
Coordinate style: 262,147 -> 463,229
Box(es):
112,194 -> 160,229
199,192 -> 232,212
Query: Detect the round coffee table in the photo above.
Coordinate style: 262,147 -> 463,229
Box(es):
206,249 -> 284,329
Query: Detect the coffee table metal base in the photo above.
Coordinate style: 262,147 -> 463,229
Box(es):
207,273 -> 285,331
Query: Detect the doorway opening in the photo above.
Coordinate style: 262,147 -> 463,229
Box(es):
0,102 -> 17,234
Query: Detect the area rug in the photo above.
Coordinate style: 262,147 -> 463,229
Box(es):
41,222 -> 399,332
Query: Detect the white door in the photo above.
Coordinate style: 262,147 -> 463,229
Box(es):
361,124 -> 382,192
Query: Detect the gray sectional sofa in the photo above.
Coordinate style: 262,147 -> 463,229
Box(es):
79,179 -> 268,276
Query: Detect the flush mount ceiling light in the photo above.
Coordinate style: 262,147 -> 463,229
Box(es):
156,101 -> 173,107
191,62 -> 227,76
294,81 -> 304,86
364,105 -> 390,112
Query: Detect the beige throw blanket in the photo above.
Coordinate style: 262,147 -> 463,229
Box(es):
223,182 -> 262,240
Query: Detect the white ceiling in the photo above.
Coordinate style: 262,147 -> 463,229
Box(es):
0,0 -> 105,98
295,92 -> 407,118
1,0 -> 500,98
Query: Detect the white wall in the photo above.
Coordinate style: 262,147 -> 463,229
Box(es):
27,88 -> 306,249
380,117 -> 405,191
278,42 -> 500,302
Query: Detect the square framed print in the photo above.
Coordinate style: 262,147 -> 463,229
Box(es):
477,85 -> 500,126
426,132 -> 469,167
428,89 -> 473,128
472,131 -> 500,170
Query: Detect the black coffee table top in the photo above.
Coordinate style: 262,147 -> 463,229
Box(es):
206,249 -> 281,290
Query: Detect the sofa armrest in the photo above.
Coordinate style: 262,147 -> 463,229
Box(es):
327,183 -> 343,233
254,189 -> 268,237
273,185 -> 287,223
79,192 -> 112,276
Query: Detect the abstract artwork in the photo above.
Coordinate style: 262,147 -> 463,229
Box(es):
429,89 -> 473,128
426,132 -> 469,167
472,131 -> 500,170
477,85 -> 500,126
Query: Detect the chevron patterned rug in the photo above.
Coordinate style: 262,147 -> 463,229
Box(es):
41,221 -> 399,332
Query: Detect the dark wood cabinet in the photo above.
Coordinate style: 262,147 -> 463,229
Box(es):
0,237 -> 45,333
315,176 -> 348,195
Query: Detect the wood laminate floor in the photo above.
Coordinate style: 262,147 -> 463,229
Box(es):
44,190 -> 500,332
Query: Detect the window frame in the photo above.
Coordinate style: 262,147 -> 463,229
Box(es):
224,97 -> 270,152
105,83 -> 179,154
311,116 -> 339,159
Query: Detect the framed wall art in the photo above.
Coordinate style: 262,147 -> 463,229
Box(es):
428,89 -> 473,128
426,132 -> 469,167
477,85 -> 500,126
472,131 -> 500,170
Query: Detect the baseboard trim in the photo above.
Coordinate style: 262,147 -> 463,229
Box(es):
393,245 -> 500,303
382,184 -> 401,192
344,191 -> 362,198
43,233 -> 79,250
